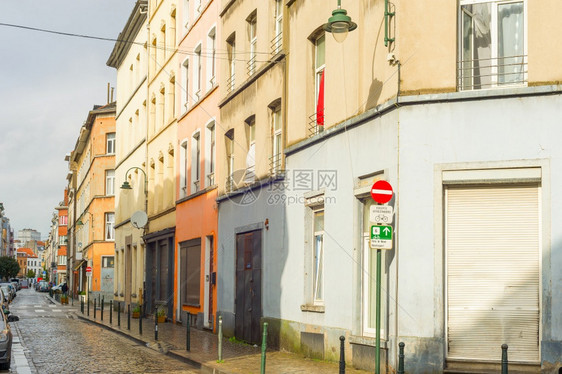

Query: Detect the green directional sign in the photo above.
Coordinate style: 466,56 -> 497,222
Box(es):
370,225 -> 393,249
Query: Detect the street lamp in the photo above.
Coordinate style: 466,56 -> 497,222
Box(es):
323,0 -> 357,43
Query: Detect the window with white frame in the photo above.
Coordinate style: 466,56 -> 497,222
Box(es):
106,133 -> 116,154
271,103 -> 282,174
194,44 -> 202,100
274,0 -> 283,54
314,34 -> 325,130
59,215 -> 68,226
312,207 -> 324,304
227,34 -> 236,92
458,0 -> 526,90
205,121 -> 216,186
245,117 -> 256,183
59,235 -> 68,246
207,27 -> 216,87
105,212 -> 115,241
180,140 -> 188,197
191,132 -> 201,192
183,0 -> 190,29
248,13 -> 257,75
182,58 -> 189,111
105,169 -> 115,196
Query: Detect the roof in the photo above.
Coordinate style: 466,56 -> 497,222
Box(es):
17,248 -> 35,257
107,0 -> 148,68
70,102 -> 117,163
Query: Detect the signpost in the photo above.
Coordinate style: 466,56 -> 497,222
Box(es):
86,266 -> 92,277
369,180 -> 394,374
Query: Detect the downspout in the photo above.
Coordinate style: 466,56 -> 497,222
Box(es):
394,59 -> 401,371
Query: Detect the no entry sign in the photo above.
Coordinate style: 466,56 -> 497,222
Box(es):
86,266 -> 92,277
371,180 -> 393,204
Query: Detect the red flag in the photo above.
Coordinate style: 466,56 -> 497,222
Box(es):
316,69 -> 325,127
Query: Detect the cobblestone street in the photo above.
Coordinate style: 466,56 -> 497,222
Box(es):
7,289 -> 197,373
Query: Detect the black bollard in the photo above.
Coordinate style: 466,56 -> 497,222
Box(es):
87,297 -> 90,316
101,296 -> 104,321
186,312 -> 191,351
139,304 -> 143,335
398,342 -> 405,374
110,300 -> 113,324
501,344 -> 508,374
127,304 -> 131,330
81,299 -> 84,314
339,336 -> 345,374
94,299 -> 97,319
154,307 -> 158,341
118,302 -> 121,327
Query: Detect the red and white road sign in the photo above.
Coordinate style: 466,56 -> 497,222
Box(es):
371,180 -> 393,204
86,266 -> 92,277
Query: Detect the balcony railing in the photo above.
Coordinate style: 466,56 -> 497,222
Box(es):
457,55 -> 527,91
270,32 -> 283,55
307,109 -> 325,138
227,74 -> 235,94
247,55 -> 257,76
269,154 -> 284,177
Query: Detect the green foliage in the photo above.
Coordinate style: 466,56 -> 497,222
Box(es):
26,269 -> 36,278
156,307 -> 166,316
132,305 -> 141,313
0,256 -> 20,280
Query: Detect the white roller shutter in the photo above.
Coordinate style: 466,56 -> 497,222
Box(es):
446,184 -> 539,362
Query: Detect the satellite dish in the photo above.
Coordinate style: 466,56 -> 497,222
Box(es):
131,210 -> 148,229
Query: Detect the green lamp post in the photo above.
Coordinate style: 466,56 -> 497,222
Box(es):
323,0 -> 357,43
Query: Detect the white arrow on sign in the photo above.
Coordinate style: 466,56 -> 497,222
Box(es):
383,227 -> 391,235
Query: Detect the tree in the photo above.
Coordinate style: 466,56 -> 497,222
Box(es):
26,269 -> 36,279
0,256 -> 20,280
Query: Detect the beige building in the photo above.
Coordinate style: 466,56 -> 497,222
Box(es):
143,0 -> 178,318
107,0 -> 149,311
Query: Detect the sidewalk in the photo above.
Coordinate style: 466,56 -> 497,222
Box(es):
60,298 -> 371,374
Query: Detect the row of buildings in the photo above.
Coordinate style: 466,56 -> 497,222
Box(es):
56,0 -> 562,372
0,204 -> 14,258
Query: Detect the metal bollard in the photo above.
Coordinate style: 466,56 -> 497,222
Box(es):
218,315 -> 223,362
127,304 -> 131,330
81,299 -> 84,314
94,299 -> 97,319
501,344 -> 508,374
118,302 -> 121,327
87,297 -> 90,316
110,300 -> 113,324
260,322 -> 268,374
339,336 -> 345,374
186,311 -> 191,351
154,307 -> 158,341
398,342 -> 405,374
101,296 -> 104,321
139,304 -> 143,335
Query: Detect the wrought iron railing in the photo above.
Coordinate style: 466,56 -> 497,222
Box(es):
269,154 -> 284,177
270,32 -> 283,55
457,55 -> 527,91
227,74 -> 235,94
307,109 -> 325,138
247,55 -> 257,76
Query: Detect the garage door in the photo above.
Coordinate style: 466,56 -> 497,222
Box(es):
446,184 -> 539,362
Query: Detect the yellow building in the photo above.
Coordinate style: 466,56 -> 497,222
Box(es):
70,103 -> 116,300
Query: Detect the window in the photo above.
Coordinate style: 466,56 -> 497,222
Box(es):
102,256 -> 115,268
225,130 -> 235,191
105,213 -> 115,241
180,140 -> 188,197
183,0 -> 190,29
194,44 -> 202,99
59,215 -> 68,226
59,236 -> 68,246
168,75 -> 176,119
458,0 -> 526,90
271,104 -> 282,174
248,13 -> 257,75
182,58 -> 189,111
207,27 -> 216,87
314,34 -> 325,131
245,117 -> 256,183
205,121 -> 216,186
106,133 -> 116,154
191,132 -> 201,192
227,34 -> 236,92
273,0 -> 283,54
159,86 -> 166,127
105,169 -> 115,196
313,208 -> 324,303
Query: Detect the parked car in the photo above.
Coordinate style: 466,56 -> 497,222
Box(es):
51,282 -> 67,293
0,286 -> 11,304
0,285 -> 15,301
20,280 -> 28,289
9,279 -> 20,291
0,296 -> 13,370
38,281 -> 50,292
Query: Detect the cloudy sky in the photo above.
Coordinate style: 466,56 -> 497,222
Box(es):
0,1 -> 136,239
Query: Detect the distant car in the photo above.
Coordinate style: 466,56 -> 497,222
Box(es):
20,280 -> 28,289
0,296 -> 13,370
38,281 -> 50,292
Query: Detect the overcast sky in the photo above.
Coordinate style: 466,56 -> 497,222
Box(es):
0,1 -> 136,239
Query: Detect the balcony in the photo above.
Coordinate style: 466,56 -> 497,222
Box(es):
457,55 -> 527,91
271,32 -> 282,55
307,109 -> 325,138
269,154 -> 284,177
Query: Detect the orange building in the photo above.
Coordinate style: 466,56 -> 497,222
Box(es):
70,103 -> 116,300
173,0 -> 219,329
54,189 -> 68,284
16,248 -> 34,278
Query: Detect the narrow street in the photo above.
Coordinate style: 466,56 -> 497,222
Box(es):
5,289 -> 197,373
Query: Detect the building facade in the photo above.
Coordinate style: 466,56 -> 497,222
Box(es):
70,104 -> 117,300
173,0 -> 220,330
107,0 -> 149,312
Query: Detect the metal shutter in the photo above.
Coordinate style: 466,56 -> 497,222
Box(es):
446,185 -> 539,362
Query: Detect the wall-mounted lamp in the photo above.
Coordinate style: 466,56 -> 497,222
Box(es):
323,0 -> 357,43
